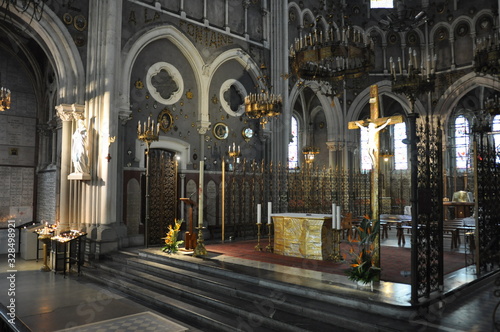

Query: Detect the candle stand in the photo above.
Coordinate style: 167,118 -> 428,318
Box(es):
193,226 -> 207,257
265,223 -> 273,252
329,229 -> 343,262
38,234 -> 52,272
137,115 -> 159,248
255,223 -> 263,251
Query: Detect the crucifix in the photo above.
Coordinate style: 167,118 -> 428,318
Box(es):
348,85 -> 403,268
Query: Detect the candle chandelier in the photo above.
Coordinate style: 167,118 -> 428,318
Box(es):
388,12 -> 436,107
302,146 -> 320,164
474,33 -> 500,76
288,3 -> 374,86
244,63 -> 283,126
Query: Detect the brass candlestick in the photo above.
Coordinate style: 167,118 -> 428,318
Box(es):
193,226 -> 207,257
137,115 -> 159,248
255,223 -> 263,251
330,229 -> 343,262
265,223 -> 273,252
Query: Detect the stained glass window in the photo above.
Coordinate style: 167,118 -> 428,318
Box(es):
288,116 -> 299,169
394,122 -> 407,170
454,115 -> 470,169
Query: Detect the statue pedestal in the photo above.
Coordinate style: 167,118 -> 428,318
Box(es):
68,172 -> 91,181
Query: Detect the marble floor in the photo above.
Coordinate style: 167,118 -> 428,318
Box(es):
0,233 -> 499,332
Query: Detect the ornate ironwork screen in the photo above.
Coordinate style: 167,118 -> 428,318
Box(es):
148,149 -> 178,246
415,116 -> 444,299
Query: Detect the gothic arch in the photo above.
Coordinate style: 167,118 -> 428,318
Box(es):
0,3 -> 84,105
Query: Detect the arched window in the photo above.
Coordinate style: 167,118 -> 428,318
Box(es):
454,115 -> 470,169
393,122 -> 408,170
493,115 -> 500,163
288,116 -> 299,169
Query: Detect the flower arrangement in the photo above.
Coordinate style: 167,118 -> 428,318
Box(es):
162,219 -> 184,254
345,216 -> 380,285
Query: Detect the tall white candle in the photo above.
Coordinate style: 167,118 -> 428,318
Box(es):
332,203 -> 336,229
257,204 -> 262,224
198,161 -> 204,228
336,206 -> 341,230
267,202 -> 272,224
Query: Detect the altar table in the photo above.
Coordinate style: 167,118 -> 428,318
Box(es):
271,213 -> 333,260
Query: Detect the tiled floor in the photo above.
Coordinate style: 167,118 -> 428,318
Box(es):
0,226 -> 499,332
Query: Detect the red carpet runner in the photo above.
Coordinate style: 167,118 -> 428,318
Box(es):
205,240 -> 467,284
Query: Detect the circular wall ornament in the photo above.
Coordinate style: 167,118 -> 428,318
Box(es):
63,13 -> 73,25
456,22 -> 469,37
158,108 -> 174,133
213,122 -> 229,140
74,15 -> 87,31
220,79 -> 246,117
146,62 -> 184,105
242,127 -> 254,142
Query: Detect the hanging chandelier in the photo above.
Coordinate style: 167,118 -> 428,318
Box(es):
289,26 -> 373,84
244,64 -> 283,126
288,1 -> 374,86
474,33 -> 500,76
302,146 -> 320,164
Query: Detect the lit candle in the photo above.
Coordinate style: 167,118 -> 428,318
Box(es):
257,204 -> 262,224
398,57 -> 402,75
336,206 -> 341,230
267,202 -> 272,224
332,203 -> 336,229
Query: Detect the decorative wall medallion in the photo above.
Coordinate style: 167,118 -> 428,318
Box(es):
74,15 -> 87,31
74,34 -> 86,47
134,79 -> 144,89
388,32 -> 398,45
407,31 -> 418,45
456,23 -> 469,37
289,11 -> 296,23
63,13 -> 73,25
158,108 -> 174,133
220,79 -> 246,117
435,27 -> 448,41
185,90 -> 193,99
242,127 -> 254,142
212,94 -> 218,104
213,122 -> 229,140
146,62 -> 184,105
478,16 -> 492,31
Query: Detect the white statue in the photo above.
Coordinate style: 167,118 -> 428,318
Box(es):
72,119 -> 89,174
356,118 -> 391,164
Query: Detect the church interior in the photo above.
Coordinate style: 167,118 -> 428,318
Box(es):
1,0 -> 500,331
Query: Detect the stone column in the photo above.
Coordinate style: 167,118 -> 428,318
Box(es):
55,104 -> 74,232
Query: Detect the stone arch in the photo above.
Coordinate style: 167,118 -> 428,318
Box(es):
0,3 -> 84,105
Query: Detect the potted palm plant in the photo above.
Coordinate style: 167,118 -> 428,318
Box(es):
345,216 -> 380,288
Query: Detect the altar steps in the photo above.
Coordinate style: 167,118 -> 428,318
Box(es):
82,249 -> 417,332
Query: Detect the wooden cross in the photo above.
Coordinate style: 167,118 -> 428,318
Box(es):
348,85 -> 403,270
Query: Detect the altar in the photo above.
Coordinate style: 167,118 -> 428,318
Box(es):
271,213 -> 333,260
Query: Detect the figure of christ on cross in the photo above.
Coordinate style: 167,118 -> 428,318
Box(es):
348,85 -> 404,272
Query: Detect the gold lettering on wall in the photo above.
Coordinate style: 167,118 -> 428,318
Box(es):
180,20 -> 233,48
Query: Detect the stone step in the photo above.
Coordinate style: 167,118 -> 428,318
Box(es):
83,249 -> 420,331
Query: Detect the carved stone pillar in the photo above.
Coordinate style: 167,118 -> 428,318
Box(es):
55,104 -> 74,232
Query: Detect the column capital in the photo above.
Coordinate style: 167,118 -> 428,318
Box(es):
326,141 -> 344,151
55,103 -> 85,121
197,120 -> 211,135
